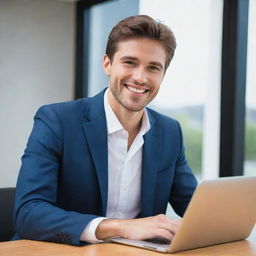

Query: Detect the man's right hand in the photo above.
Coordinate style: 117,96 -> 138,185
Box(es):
95,214 -> 181,241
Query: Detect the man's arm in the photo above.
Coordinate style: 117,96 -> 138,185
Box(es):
95,214 -> 181,241
14,106 -> 102,245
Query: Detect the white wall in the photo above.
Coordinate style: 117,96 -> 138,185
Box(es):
0,0 -> 75,187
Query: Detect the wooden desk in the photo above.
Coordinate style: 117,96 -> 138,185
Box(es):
1,228 -> 255,256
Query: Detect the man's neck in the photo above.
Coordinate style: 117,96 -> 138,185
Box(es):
117,109 -> 143,133
107,89 -> 144,149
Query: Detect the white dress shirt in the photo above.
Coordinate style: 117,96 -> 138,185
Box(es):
80,89 -> 150,242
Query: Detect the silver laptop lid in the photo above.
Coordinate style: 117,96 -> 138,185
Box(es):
169,176 -> 256,252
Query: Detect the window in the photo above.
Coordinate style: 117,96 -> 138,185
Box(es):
244,0 -> 256,176
85,0 -> 139,97
139,0 -> 223,179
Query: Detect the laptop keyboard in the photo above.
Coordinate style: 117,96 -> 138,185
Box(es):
144,237 -> 171,245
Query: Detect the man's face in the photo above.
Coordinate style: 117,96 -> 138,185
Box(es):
103,38 -> 167,113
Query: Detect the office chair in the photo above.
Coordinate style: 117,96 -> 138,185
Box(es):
0,187 -> 16,242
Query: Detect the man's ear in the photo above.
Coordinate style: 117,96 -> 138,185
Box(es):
103,54 -> 111,76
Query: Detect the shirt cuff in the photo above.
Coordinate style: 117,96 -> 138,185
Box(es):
80,217 -> 107,243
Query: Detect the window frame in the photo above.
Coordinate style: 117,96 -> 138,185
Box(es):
75,0 -> 250,177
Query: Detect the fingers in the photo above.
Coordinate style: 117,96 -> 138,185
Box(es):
117,214 -> 182,241
153,229 -> 175,241
153,214 -> 181,236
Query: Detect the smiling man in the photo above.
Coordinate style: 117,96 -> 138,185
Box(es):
14,15 -> 197,245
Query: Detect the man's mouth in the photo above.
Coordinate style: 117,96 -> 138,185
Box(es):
125,84 -> 148,94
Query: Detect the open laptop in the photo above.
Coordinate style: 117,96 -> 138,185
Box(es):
109,176 -> 256,253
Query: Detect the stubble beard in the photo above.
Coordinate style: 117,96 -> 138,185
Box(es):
110,84 -> 147,113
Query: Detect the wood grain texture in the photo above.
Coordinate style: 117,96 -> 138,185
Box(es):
0,227 -> 255,256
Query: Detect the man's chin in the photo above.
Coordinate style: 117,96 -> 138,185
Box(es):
115,95 -> 146,112
123,104 -> 145,113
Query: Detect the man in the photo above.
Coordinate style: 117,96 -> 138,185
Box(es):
13,15 -> 197,245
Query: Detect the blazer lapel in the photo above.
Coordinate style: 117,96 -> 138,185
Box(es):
82,90 -> 108,215
140,111 -> 162,217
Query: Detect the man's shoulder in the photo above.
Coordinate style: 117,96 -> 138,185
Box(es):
36,98 -> 89,119
37,90 -> 105,119
39,97 -> 89,112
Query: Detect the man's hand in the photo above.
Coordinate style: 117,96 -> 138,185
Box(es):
95,214 -> 182,241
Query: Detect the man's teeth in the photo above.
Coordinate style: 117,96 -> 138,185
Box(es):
126,85 -> 146,93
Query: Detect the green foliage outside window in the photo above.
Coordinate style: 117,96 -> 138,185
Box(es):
158,107 -> 256,176
245,121 -> 256,161
172,113 -> 202,175
179,117 -> 256,175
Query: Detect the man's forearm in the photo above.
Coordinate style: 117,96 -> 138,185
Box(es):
95,219 -> 123,240
95,215 -> 182,241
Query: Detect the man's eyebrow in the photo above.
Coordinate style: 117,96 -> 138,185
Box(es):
120,56 -> 138,61
120,56 -> 164,69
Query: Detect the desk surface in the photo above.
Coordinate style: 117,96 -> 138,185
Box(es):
1,228 -> 255,256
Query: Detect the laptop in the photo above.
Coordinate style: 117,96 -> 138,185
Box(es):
109,176 -> 256,253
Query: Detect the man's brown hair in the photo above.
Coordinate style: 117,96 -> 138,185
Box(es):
105,15 -> 176,71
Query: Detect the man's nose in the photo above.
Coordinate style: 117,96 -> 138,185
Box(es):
132,67 -> 147,84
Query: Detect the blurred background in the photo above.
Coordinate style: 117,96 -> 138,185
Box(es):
0,0 -> 255,188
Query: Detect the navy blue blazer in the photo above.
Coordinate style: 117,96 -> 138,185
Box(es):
13,89 -> 197,245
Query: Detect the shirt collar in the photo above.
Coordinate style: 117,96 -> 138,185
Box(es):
104,88 -> 150,135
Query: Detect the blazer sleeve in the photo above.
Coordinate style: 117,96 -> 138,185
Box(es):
169,121 -> 198,217
14,106 -> 100,245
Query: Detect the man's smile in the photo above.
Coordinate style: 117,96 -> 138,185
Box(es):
124,83 -> 149,94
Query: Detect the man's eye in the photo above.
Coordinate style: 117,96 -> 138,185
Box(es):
124,61 -> 134,65
149,66 -> 160,71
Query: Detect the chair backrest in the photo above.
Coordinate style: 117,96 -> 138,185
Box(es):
0,187 -> 16,242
